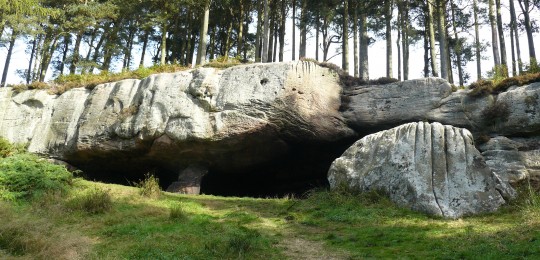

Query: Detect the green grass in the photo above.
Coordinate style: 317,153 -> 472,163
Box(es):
0,180 -> 539,259
1,139 -> 539,259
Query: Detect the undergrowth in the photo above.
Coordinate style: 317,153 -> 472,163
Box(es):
0,139 -> 72,201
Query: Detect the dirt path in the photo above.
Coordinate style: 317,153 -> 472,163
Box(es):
278,233 -> 349,260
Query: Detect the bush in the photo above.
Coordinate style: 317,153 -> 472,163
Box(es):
69,187 -> 113,214
135,173 -> 161,199
0,153 -> 73,201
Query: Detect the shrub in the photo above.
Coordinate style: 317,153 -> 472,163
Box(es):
0,153 -> 73,201
468,80 -> 494,97
69,187 -> 113,214
135,173 -> 161,199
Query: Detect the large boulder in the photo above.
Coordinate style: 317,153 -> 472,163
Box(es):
0,61 -> 355,192
328,122 -> 513,218
479,136 -> 540,184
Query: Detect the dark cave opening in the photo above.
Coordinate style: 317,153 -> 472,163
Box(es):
72,138 -> 356,198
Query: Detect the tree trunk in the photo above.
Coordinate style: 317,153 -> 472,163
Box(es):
82,28 -> 98,74
59,36 -> 70,76
353,5 -> 359,77
473,0 -> 482,80
123,25 -> 136,70
196,1 -> 210,65
510,0 -> 523,74
342,0 -> 349,72
495,0 -> 507,75
255,0 -> 262,62
385,0 -> 393,78
316,13 -> 320,61
140,30 -> 149,68
518,0 -> 537,67
402,2 -> 409,80
26,36 -> 39,83
224,19 -> 234,61
488,0 -> 501,67
273,24 -> 278,62
160,22 -> 168,65
299,0 -> 307,58
437,0 -> 448,80
70,31 -> 83,74
32,34 -> 44,82
40,34 -> 59,82
267,2 -> 274,63
451,1 -> 464,86
1,33 -> 16,87
292,0 -> 296,60
279,0 -> 285,62
359,13 -> 369,80
510,24 -> 517,76
237,1 -> 244,59
89,30 -> 106,74
427,0 -> 439,77
424,7 -> 430,77
397,8 -> 402,81
262,0 -> 270,63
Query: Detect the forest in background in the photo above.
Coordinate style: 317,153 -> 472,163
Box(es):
0,0 -> 539,88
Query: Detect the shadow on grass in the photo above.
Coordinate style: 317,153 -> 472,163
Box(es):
285,190 -> 540,259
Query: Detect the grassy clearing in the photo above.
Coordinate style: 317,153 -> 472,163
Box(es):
0,179 -> 539,259
1,138 -> 539,258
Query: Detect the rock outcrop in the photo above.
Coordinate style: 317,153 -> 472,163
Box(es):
341,79 -> 540,137
1,60 -> 538,202
328,122 -> 512,219
479,136 -> 540,184
0,61 -> 355,195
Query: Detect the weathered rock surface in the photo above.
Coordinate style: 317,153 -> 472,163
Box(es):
328,122 -> 512,218
341,79 -> 540,138
0,61 -> 355,193
166,165 -> 208,194
341,78 -> 477,131
479,136 -> 540,184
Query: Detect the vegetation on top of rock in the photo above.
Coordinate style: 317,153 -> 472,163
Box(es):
300,58 -> 399,87
468,72 -> 540,97
8,64 -> 189,95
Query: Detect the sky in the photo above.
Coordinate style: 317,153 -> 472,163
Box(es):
1,6 -> 539,86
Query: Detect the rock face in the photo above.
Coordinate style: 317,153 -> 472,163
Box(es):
340,78 -> 479,132
0,61 -> 355,194
328,122 -> 511,219
479,136 -> 540,184
341,79 -> 540,137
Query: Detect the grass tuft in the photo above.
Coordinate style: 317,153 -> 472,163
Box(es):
169,204 -> 187,221
69,187 -> 113,214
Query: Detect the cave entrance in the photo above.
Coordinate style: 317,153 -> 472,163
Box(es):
72,139 -> 355,198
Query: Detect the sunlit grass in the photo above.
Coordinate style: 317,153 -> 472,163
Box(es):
0,177 -> 539,259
